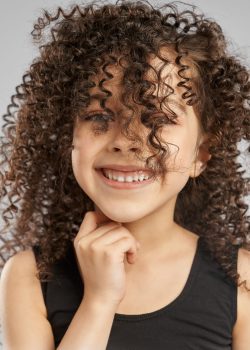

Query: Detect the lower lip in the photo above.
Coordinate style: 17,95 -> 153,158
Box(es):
96,169 -> 155,189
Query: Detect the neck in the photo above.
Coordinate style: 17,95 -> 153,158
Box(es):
94,195 -> 186,262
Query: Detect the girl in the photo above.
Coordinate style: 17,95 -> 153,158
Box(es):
0,0 -> 249,349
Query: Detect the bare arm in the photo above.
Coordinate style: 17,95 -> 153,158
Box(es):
56,297 -> 117,350
0,250 -> 55,350
56,210 -> 139,349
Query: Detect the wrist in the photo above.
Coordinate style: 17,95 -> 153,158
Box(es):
81,295 -> 119,314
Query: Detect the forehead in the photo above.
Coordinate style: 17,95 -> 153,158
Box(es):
86,47 -> 192,115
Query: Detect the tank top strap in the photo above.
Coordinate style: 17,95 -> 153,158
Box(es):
190,235 -> 238,322
198,236 -> 239,279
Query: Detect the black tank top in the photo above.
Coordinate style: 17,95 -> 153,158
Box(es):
32,236 -> 238,349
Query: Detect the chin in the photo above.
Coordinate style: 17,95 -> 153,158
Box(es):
96,204 -> 147,223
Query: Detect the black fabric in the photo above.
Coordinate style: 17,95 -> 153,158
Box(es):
32,236 -> 238,350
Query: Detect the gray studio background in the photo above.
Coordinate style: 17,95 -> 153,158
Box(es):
0,0 -> 249,347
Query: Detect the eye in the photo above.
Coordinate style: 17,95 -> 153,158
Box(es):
82,113 -> 114,123
158,115 -> 178,125
166,116 -> 178,125
150,113 -> 179,126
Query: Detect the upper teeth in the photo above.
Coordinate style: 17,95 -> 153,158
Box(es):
103,169 -> 150,182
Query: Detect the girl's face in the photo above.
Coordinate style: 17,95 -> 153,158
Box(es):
71,53 -> 210,223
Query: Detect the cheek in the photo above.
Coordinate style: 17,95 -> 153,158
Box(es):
178,137 -> 197,165
72,126 -> 97,161
71,149 -> 85,187
71,130 -> 104,186
71,149 -> 96,198
71,139 -> 93,184
161,128 -> 197,169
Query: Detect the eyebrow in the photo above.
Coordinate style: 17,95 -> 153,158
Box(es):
89,93 -> 187,114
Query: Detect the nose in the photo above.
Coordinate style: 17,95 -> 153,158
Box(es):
107,124 -> 142,154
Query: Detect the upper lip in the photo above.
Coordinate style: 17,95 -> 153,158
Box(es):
96,164 -> 152,173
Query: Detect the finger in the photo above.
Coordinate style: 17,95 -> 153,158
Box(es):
126,252 -> 137,264
126,243 -> 139,264
105,237 -> 139,264
78,211 -> 115,237
90,226 -> 132,247
75,221 -> 120,247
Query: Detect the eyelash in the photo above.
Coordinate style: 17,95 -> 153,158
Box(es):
83,113 -> 114,122
82,113 -> 179,125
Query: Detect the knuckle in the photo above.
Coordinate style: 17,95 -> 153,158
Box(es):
74,237 -> 86,250
89,242 -> 98,252
84,211 -> 94,220
120,227 -> 132,237
124,234 -> 133,243
103,247 -> 113,259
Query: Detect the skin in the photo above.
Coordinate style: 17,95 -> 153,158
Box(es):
71,49 -> 212,267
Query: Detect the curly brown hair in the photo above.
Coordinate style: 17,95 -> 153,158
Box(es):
0,0 -> 249,290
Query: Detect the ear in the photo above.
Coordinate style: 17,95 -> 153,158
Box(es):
189,133 -> 212,178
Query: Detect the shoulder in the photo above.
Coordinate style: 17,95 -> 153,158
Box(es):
1,249 -> 35,283
0,248 -> 47,317
232,247 -> 250,348
2,248 -> 37,271
0,249 -> 54,349
1,249 -> 38,283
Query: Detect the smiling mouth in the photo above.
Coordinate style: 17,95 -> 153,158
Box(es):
96,168 -> 155,189
101,168 -> 153,182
